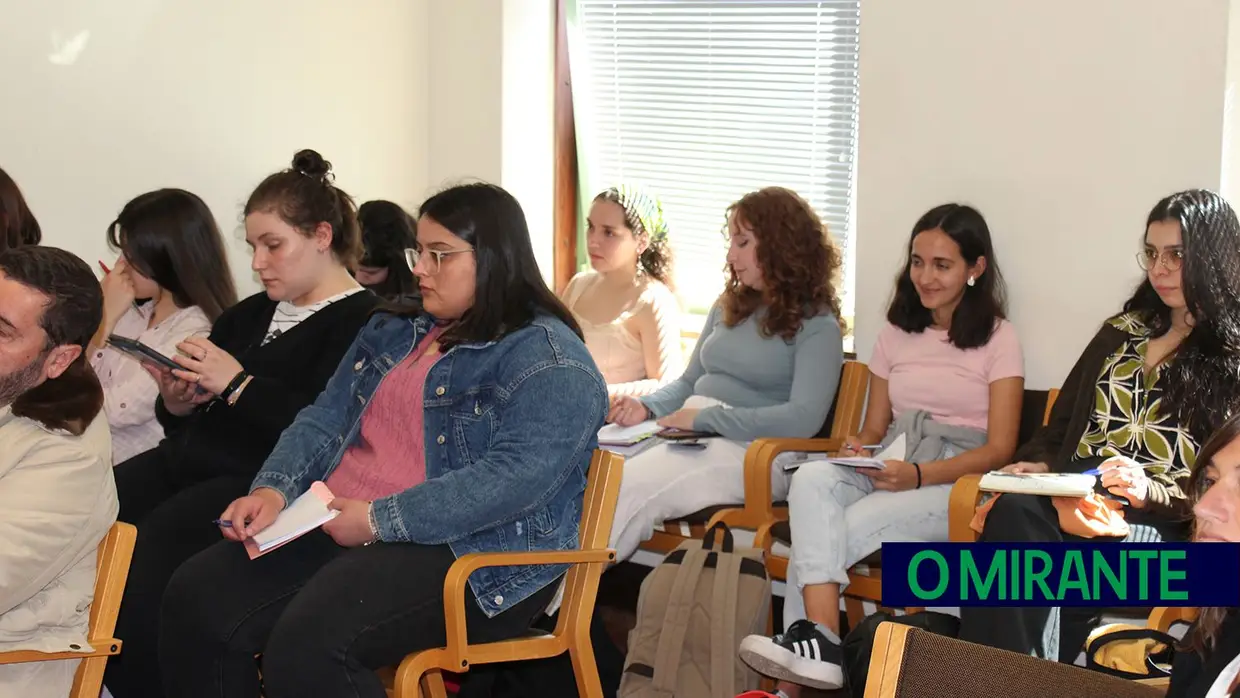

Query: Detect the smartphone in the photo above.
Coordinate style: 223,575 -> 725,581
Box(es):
106,335 -> 182,371
657,427 -> 716,441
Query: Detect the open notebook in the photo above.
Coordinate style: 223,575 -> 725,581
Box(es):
598,420 -> 661,446
978,472 -> 1096,497
780,434 -> 906,472
243,481 -> 339,560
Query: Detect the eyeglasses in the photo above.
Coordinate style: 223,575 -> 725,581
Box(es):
404,246 -> 474,275
1136,248 -> 1184,272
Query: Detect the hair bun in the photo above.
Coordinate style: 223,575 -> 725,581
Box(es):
291,149 -> 332,181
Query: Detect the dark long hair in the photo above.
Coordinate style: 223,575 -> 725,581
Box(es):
244,149 -> 363,269
0,166 -> 42,252
886,203 -> 1007,349
357,200 -> 418,300
107,189 -> 238,321
1183,412 -> 1240,656
388,183 -> 581,348
1123,189 -> 1240,442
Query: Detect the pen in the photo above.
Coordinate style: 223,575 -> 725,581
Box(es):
212,519 -> 232,527
98,260 -> 110,274
1081,463 -> 1159,477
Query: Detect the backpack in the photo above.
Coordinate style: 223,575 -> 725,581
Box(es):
1084,624 -> 1176,681
619,522 -> 771,698
840,610 -> 961,698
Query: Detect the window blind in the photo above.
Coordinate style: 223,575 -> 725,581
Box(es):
569,0 -> 861,318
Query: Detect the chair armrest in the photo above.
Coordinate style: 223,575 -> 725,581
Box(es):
737,437 -> 844,528
440,549 -> 616,655
948,473 -> 984,542
0,640 -> 121,665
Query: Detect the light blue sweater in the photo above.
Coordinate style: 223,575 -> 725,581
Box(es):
640,301 -> 844,441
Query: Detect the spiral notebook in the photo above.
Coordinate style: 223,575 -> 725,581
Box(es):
977,472 -> 1096,498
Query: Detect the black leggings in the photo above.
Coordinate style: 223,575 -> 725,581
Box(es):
105,446 -> 254,698
159,531 -> 558,698
957,493 -> 1181,661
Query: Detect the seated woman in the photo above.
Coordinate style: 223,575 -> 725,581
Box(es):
0,164 -> 41,251
157,182 -> 607,698
88,188 -> 238,463
561,185 -> 682,397
104,150 -> 379,698
738,203 -> 1024,693
958,189 -> 1240,663
608,186 -> 845,561
1170,413 -> 1240,697
354,199 -> 419,300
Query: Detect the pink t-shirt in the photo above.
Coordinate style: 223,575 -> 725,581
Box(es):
325,325 -> 446,501
868,320 -> 1023,431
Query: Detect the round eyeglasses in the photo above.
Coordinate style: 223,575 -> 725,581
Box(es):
1136,249 -> 1183,272
404,246 -> 474,275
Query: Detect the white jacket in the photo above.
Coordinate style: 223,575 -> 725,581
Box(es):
0,404 -> 118,698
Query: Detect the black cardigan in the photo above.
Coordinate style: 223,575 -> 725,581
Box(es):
1169,612 -> 1240,698
153,289 -> 378,478
1015,321 -> 1191,521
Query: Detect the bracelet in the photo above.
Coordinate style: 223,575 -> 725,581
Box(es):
220,371 -> 249,403
226,375 -> 254,407
913,462 -> 923,489
365,502 -> 381,545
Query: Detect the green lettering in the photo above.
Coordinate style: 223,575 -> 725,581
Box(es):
962,551 -> 1005,601
908,551 -> 949,600
1010,548 -> 1020,600
1092,550 -> 1126,600
1024,550 -> 1054,601
1058,550 -> 1090,602
1129,550 -> 1159,601
1159,550 -> 1188,601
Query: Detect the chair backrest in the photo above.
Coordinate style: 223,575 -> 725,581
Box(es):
87,521 -> 137,644
816,360 -> 869,439
558,450 -> 625,632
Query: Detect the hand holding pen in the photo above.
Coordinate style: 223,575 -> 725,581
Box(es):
1085,456 -> 1155,509
840,435 -> 884,458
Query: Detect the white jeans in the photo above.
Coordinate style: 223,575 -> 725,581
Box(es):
782,462 -> 951,629
609,438 -> 791,561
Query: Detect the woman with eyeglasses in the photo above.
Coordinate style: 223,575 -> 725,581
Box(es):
958,189 -> 1240,663
159,183 -> 608,698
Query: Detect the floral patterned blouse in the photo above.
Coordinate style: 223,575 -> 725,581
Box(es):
1075,312 -> 1198,480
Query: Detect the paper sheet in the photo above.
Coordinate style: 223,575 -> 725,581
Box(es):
244,481 -> 339,560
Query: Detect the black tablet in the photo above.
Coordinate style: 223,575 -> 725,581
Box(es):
107,335 -> 182,371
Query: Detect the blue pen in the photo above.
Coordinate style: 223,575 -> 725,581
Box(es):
1082,463 -> 1157,477
212,519 -> 233,528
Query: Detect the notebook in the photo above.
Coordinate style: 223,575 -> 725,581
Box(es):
978,471 -> 1097,498
243,481 -> 339,560
781,434 -> 906,472
598,420 -> 661,446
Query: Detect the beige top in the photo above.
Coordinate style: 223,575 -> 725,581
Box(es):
563,271 -> 683,396
0,405 -> 118,698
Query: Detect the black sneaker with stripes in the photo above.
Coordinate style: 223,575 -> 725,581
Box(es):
738,620 -> 844,690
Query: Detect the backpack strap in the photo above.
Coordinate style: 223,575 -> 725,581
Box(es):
710,540 -> 743,698
1084,627 -> 1177,679
650,545 -> 710,694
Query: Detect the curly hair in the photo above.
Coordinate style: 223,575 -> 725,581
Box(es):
720,187 -> 844,340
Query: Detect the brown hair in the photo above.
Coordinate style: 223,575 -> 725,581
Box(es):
243,149 -> 363,268
0,166 -> 42,252
1182,411 -> 1240,656
720,187 -> 844,340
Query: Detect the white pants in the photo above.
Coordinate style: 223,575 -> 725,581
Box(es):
782,462 -> 952,629
609,438 -> 791,561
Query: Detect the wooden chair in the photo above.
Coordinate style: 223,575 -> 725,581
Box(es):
389,450 -> 624,698
0,521 -> 137,698
758,388 -> 1060,629
863,621 -> 1166,698
640,359 -> 870,555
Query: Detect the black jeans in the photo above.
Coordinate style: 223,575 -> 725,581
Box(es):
159,530 -> 558,698
957,493 -> 1181,661
104,446 -> 254,698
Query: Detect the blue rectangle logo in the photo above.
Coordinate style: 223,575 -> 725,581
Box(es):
880,542 -> 1240,607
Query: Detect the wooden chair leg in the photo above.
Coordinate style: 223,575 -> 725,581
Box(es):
420,669 -> 448,698
569,638 -> 604,698
844,596 -> 867,630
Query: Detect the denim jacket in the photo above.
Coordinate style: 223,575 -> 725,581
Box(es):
250,310 -> 607,617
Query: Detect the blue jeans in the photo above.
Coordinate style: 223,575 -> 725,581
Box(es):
782,462 -> 952,629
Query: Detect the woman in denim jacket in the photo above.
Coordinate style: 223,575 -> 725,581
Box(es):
158,183 -> 608,698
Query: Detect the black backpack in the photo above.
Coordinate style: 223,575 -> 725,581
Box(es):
841,610 -> 961,697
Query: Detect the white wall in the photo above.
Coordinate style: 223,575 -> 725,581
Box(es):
854,0 -> 1230,389
0,0 -> 429,295
425,0 -> 557,281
